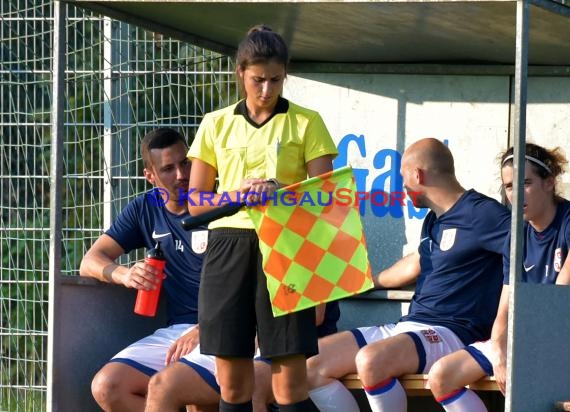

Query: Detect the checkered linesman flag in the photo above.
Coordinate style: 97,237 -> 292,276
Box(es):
247,166 -> 374,317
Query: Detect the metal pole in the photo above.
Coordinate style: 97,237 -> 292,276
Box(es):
103,16 -> 114,230
102,18 -> 132,230
505,0 -> 529,410
47,1 -> 65,410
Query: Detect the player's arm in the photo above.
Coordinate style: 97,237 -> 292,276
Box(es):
80,234 -> 159,290
375,250 -> 421,289
489,285 -> 510,395
80,234 -> 127,284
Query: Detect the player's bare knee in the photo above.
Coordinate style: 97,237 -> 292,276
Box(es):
306,354 -> 331,389
147,371 -> 172,400
91,370 -> 119,405
355,345 -> 382,384
90,375 -> 105,403
427,359 -> 450,396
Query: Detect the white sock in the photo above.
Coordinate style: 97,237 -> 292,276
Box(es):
437,388 -> 488,412
364,378 -> 406,412
309,380 -> 360,412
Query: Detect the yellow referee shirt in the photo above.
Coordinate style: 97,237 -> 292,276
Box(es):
188,97 -> 338,229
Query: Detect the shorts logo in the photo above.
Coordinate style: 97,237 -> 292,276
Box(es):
440,228 -> 457,251
554,248 -> 562,272
191,230 -> 208,254
421,329 -> 441,344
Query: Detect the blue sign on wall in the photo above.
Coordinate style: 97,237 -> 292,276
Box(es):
334,133 -> 428,220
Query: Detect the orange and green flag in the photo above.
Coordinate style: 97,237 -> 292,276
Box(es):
247,166 -> 374,317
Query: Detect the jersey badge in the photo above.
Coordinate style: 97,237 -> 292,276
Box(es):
440,228 -> 457,251
191,230 -> 208,254
554,248 -> 562,272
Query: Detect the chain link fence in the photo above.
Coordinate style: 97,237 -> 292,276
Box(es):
0,1 -> 237,410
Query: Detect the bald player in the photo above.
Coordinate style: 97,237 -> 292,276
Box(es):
306,137 -> 512,412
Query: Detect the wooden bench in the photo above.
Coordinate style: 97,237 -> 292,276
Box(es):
341,373 -> 499,396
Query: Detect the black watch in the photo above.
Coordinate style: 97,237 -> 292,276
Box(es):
266,178 -> 280,188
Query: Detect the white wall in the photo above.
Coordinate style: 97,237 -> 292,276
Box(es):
526,78 -> 570,197
284,74 -> 570,271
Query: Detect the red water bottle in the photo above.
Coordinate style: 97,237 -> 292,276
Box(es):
134,241 -> 166,317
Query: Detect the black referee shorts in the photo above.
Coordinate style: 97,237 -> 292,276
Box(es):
198,228 -> 318,359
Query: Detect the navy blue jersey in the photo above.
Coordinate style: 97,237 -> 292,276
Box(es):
401,190 -> 511,345
105,192 -> 206,325
503,199 -> 570,284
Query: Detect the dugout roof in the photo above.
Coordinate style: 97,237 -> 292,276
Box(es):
66,0 -> 570,70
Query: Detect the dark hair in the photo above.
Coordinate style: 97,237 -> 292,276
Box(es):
141,128 -> 188,168
236,25 -> 289,70
500,142 -> 568,199
234,25 -> 289,97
